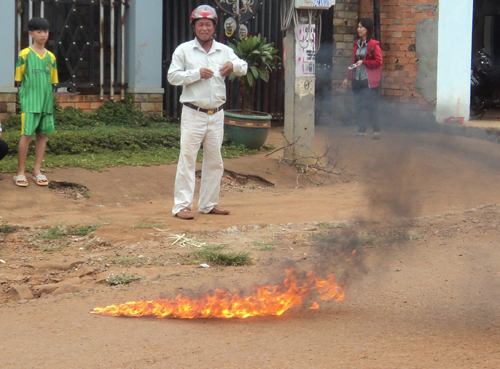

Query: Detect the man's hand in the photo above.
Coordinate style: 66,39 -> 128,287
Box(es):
219,61 -> 234,77
200,68 -> 214,79
0,132 -> 2,140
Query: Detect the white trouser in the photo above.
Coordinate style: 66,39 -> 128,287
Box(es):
172,105 -> 224,214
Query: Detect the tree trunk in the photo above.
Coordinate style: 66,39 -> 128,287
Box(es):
241,84 -> 255,114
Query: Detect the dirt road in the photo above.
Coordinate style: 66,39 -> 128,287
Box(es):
1,125 -> 499,368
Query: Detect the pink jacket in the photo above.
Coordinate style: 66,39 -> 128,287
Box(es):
346,39 -> 383,89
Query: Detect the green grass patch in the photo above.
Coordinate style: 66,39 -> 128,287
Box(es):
104,255 -> 169,267
317,222 -> 346,229
37,244 -> 66,252
310,231 -> 338,243
347,235 -> 375,248
316,222 -> 336,230
132,222 -> 165,229
37,224 -> 98,240
190,245 -> 252,266
385,231 -> 421,243
0,98 -> 270,172
0,223 -> 18,234
105,273 -> 146,286
251,240 -> 275,251
0,141 -> 262,172
72,225 -> 99,236
113,256 -> 142,268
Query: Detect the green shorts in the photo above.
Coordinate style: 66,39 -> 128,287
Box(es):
21,113 -> 55,136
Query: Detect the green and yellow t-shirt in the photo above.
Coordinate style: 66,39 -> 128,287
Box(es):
15,47 -> 58,114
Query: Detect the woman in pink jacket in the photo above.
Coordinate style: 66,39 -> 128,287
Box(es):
342,18 -> 383,139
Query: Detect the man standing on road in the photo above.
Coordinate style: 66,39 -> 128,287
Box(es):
168,5 -> 247,220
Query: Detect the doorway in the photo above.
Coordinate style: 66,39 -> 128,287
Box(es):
471,0 -> 500,121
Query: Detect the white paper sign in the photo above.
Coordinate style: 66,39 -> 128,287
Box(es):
295,23 -> 316,77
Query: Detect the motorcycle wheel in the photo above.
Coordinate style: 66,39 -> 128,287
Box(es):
470,97 -> 487,119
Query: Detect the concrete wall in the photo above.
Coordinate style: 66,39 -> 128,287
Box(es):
0,1 -> 17,94
125,0 -> 164,94
415,18 -> 438,105
436,0 -> 474,122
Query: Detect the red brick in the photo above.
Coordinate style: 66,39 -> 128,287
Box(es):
90,102 -> 104,110
404,64 -> 418,71
0,94 -> 17,103
55,95 -> 67,103
75,102 -> 91,110
66,94 -> 83,102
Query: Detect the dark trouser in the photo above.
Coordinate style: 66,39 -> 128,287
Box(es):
0,140 -> 8,161
352,79 -> 380,133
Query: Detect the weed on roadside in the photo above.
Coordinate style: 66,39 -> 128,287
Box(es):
384,231 -> 421,243
105,273 -> 146,286
316,222 -> 336,230
104,255 -> 169,268
72,225 -> 99,236
37,224 -> 99,240
251,240 -> 275,251
189,245 -> 253,266
132,222 -> 165,229
37,244 -> 66,252
113,256 -> 142,268
310,230 -> 339,243
0,223 -> 18,234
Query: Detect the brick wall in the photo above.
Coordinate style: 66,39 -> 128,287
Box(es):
54,93 -> 164,115
333,0 -> 360,79
0,94 -> 17,120
360,0 -> 438,108
0,92 -> 163,120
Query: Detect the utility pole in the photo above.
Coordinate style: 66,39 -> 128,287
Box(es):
283,25 -> 316,162
282,1 -> 335,163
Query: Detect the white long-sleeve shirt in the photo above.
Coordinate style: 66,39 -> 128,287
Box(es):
167,38 -> 247,110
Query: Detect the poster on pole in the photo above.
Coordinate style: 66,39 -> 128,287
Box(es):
295,23 -> 316,77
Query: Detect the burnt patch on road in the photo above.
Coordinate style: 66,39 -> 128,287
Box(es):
48,181 -> 90,200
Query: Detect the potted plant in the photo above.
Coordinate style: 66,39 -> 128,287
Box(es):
225,34 -> 280,149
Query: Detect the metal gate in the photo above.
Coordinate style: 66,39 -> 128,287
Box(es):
15,0 -> 128,100
162,0 -> 285,121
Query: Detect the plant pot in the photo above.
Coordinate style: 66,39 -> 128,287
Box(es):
224,110 -> 271,150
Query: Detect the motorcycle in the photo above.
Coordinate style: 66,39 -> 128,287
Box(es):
470,49 -> 500,119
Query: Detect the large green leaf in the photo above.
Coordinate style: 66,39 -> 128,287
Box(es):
250,66 -> 259,79
228,33 -> 280,91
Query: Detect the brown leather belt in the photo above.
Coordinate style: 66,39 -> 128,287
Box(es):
183,102 -> 223,115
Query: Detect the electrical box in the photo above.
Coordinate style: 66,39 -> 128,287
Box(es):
295,0 -> 334,9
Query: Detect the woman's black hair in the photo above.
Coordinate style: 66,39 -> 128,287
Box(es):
28,17 -> 50,31
359,18 -> 375,41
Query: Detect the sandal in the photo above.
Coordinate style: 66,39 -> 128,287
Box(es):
32,173 -> 49,186
13,175 -> 28,187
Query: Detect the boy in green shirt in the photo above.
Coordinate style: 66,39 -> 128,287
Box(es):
14,17 -> 58,187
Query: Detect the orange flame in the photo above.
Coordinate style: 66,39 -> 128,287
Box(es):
91,268 -> 345,319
